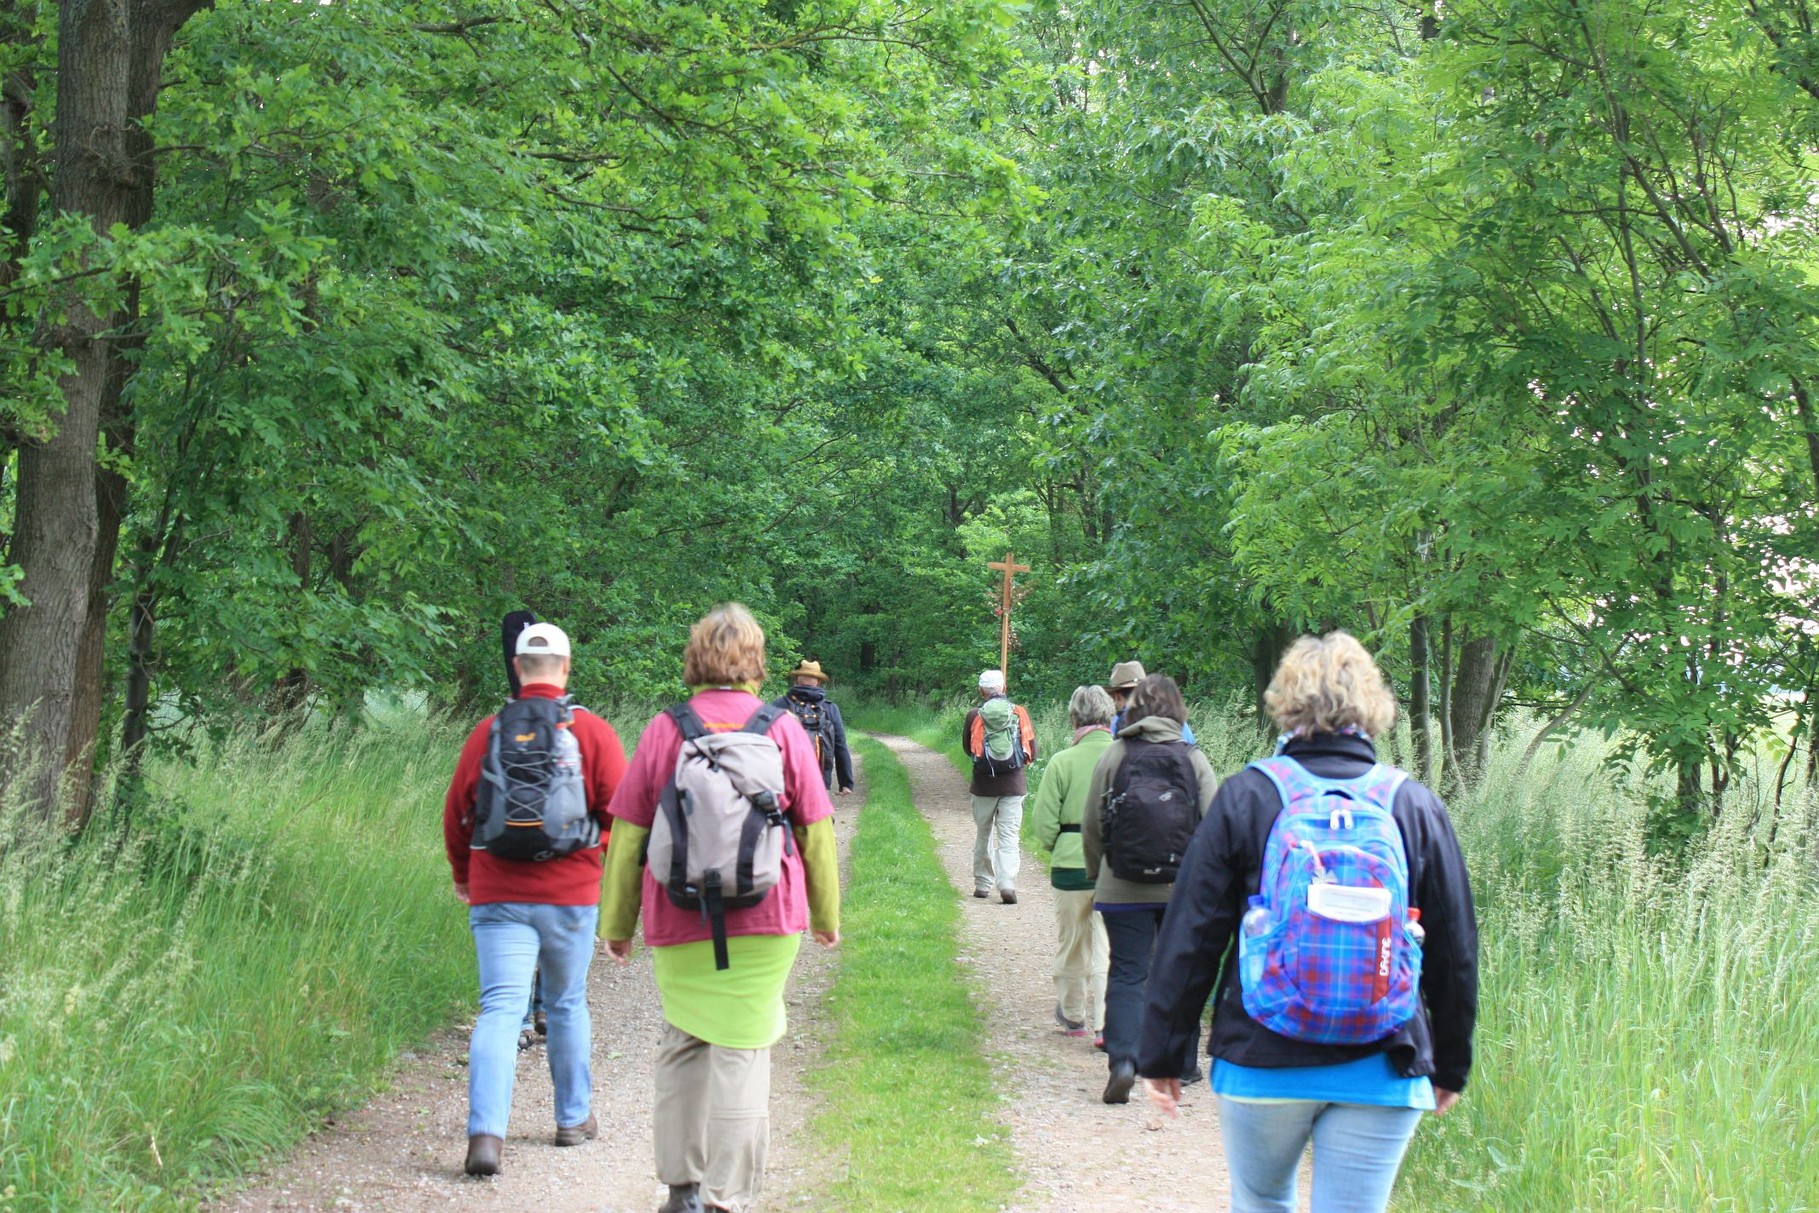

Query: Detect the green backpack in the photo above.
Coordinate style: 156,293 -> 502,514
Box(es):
978,696 -> 1027,773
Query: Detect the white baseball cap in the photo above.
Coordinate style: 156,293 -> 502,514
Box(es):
978,668 -> 1006,691
516,622 -> 572,659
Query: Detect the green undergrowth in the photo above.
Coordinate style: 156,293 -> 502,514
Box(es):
0,716 -> 474,1212
806,737 -> 1015,1212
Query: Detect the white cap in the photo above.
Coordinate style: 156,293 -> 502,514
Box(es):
978,668 -> 1006,691
516,622 -> 572,659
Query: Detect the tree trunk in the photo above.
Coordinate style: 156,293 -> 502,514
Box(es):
1409,614 -> 1433,783
121,583 -> 155,762
1516,671 -> 1600,781
1676,760 -> 1705,820
1446,633 -> 1503,790
269,510 -> 314,713
62,455 -> 127,826
0,0 -> 129,821
0,0 -> 207,822
1251,618 -> 1297,729
1474,645 -> 1515,775
1438,617 -> 1456,780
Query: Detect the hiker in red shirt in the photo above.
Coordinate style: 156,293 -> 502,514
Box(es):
443,622 -> 627,1177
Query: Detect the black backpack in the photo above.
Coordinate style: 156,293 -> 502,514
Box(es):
1102,739 -> 1200,884
779,694 -> 835,783
473,696 -> 599,862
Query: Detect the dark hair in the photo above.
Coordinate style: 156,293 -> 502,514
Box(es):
1122,673 -> 1187,730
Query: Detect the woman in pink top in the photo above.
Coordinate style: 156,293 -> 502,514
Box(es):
601,604 -> 840,1213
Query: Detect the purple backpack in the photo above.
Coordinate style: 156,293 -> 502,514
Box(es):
1238,757 -> 1422,1045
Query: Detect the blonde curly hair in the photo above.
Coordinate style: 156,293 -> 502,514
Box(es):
682,603 -> 767,689
1264,631 -> 1397,738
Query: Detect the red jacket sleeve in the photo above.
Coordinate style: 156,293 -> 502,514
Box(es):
572,709 -> 628,837
443,717 -> 494,886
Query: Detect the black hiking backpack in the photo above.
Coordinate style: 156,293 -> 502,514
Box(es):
1101,739 -> 1200,884
473,696 -> 600,862
778,693 -> 836,784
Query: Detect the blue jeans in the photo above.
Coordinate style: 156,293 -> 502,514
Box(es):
1101,906 -> 1199,1072
468,902 -> 597,1137
1218,1097 -> 1424,1213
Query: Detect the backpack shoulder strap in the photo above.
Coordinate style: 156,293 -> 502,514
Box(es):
1360,764 -> 1411,810
742,702 -> 788,737
1111,738 -> 1150,795
666,703 -> 709,741
1247,756 -> 1306,809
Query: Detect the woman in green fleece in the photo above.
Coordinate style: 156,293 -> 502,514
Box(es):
1029,684 -> 1118,1044
601,604 -> 841,1213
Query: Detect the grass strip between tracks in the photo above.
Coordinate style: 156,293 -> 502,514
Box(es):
804,735 -> 1016,1212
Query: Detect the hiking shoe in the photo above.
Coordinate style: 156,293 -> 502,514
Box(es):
1182,1067 -> 1205,1085
553,1113 -> 597,1147
1000,889 -> 1018,905
1102,1060 -> 1137,1105
659,1183 -> 702,1213
1055,1004 -> 1087,1035
464,1133 -> 503,1176
1093,1031 -> 1106,1051
973,888 -> 991,899
534,1010 -> 548,1037
517,1027 -> 537,1052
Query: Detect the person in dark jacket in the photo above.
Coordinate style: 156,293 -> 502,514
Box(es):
1081,674 -> 1218,1103
1138,631 -> 1478,1213
777,660 -> 855,796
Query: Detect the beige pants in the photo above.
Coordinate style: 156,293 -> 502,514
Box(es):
971,793 -> 1025,893
653,1023 -> 772,1212
1053,889 -> 1108,1031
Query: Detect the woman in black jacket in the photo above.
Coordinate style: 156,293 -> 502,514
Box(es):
1137,632 -> 1478,1213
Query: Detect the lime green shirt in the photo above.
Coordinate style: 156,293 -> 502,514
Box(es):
652,934 -> 802,1049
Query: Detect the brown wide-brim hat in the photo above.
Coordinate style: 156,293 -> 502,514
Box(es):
788,660 -> 830,684
1107,660 -> 1147,691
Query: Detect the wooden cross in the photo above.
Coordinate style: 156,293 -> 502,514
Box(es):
987,550 -> 1031,680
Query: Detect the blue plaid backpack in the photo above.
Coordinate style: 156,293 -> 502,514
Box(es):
1238,756 -> 1422,1045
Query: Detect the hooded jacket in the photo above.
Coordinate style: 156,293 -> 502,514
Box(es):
1135,732 -> 1479,1092
1081,715 -> 1219,907
778,683 -> 854,792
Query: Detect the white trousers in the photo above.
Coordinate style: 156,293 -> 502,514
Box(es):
971,793 -> 1024,893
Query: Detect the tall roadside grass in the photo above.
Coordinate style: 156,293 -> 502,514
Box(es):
1394,732 -> 1819,1211
0,715 -> 473,1211
807,737 -> 1015,1212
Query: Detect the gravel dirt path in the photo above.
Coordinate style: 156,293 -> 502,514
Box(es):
210,767 -> 860,1213
875,733 -> 1297,1213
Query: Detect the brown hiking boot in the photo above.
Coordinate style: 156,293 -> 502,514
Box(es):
553,1112 -> 598,1147
464,1133 -> 503,1176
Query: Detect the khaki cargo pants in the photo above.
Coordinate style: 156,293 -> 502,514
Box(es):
653,1023 -> 772,1212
